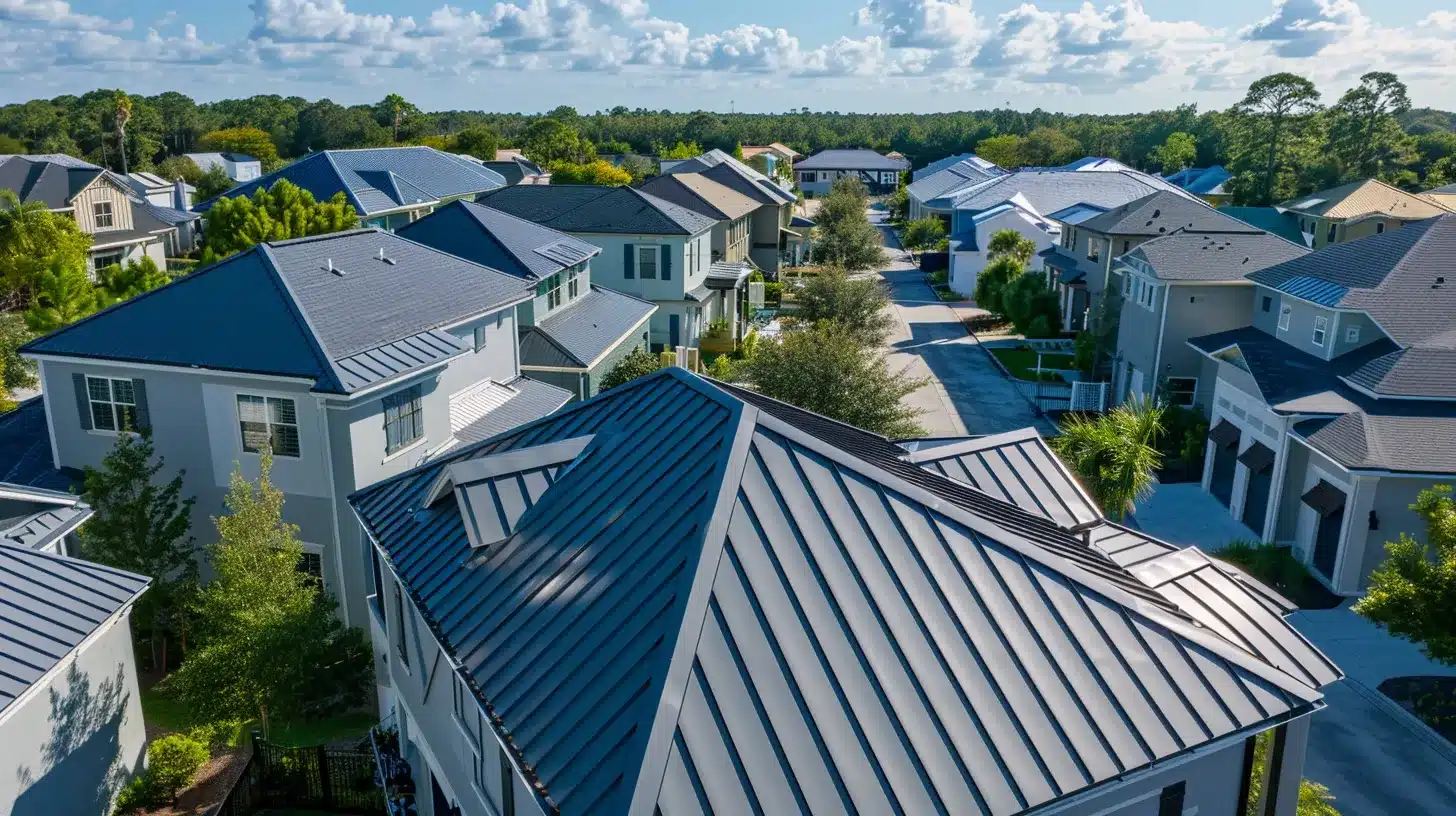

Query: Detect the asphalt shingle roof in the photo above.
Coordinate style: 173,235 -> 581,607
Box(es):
1187,326 -> 1396,411
794,148 -> 911,171
23,229 -> 532,394
519,286 -> 655,368
1126,231 -> 1311,282
477,184 -> 716,235
677,149 -> 797,204
1293,409 -> 1456,475
947,169 -> 1198,215
397,200 -> 600,281
1344,346 -> 1456,399
195,147 -> 507,216
350,369 -> 1331,816
1077,191 -> 1251,237
637,173 -> 760,221
1281,178 -> 1451,221
0,155 -> 108,209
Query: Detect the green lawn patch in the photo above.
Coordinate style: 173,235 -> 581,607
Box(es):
989,346 -> 1076,381
926,269 -> 947,285
933,287 -> 964,302
142,682 -> 375,748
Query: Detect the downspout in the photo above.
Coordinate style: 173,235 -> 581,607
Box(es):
316,394 -> 349,628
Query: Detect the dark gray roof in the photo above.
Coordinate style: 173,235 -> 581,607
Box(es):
0,541 -> 148,713
1040,245 -> 1100,285
352,369 -> 1329,816
1187,327 -> 1397,412
795,148 -> 910,171
1293,412 -> 1456,474
1125,231 -> 1310,282
1077,191 -> 1253,237
519,286 -> 655,369
24,229 -> 532,394
453,376 -> 571,445
1248,215 -> 1456,347
905,156 -> 1007,204
0,483 -> 91,552
1345,346 -> 1456,399
135,199 -> 199,227
195,147 -> 506,216
478,184 -> 716,236
948,169 -> 1196,213
0,399 -> 82,491
397,200 -> 600,282
899,428 -> 1102,529
0,155 -> 107,208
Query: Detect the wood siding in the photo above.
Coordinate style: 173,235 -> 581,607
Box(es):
71,180 -> 134,234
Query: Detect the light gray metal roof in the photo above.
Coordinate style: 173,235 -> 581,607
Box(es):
0,541 -> 148,713
351,369 -> 1331,816
900,428 -> 1102,530
520,286 -> 656,369
452,375 -> 572,445
0,483 -> 92,552
333,329 -> 471,392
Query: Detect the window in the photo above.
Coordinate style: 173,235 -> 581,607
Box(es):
1278,304 -> 1292,331
544,272 -> 563,309
370,546 -> 383,599
1087,240 -> 1099,262
499,753 -> 515,816
474,325 -> 487,351
637,246 -> 658,279
297,544 -> 323,589
92,201 -> 114,229
393,582 -> 410,668
383,385 -> 424,455
801,171 -> 816,183
1164,377 -> 1197,407
1157,782 -> 1185,816
1122,240 -> 1130,254
1376,222 -> 1385,234
85,376 -> 138,433
1326,223 -> 1337,244
90,249 -> 124,271
1312,315 -> 1328,346
1346,325 -> 1360,344
567,267 -> 580,299
1261,295 -> 1272,313
237,394 -> 300,457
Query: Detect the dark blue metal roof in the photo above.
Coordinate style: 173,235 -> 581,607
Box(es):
0,540 -> 148,713
0,399 -> 82,492
1276,275 -> 1349,306
397,200 -> 601,281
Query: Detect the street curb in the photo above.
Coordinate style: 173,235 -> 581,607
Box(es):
1342,677 -> 1456,767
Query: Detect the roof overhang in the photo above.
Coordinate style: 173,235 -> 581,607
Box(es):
89,234 -> 160,251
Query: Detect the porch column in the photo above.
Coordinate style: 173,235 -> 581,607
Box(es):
1255,715 -> 1312,816
1263,429 -> 1293,543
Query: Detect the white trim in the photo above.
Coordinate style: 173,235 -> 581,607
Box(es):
314,394 -> 349,628
88,235 -> 160,251
22,353 -> 317,386
234,390 -> 303,459
38,360 -> 61,471
436,295 -> 533,332
1151,284 -> 1171,388
324,365 -> 448,404
1277,303 -> 1292,332
1311,315 -> 1328,348
380,435 -> 429,465
0,601 -> 138,728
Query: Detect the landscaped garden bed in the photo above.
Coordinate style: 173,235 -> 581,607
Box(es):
988,345 -> 1076,381
1378,676 -> 1456,746
1213,540 -> 1344,609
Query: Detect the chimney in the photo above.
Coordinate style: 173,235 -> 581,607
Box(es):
173,177 -> 189,210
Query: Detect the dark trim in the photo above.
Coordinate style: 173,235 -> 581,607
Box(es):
1236,734 -> 1258,816
1262,723 -> 1289,816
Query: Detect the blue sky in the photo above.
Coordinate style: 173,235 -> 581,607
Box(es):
4,0 -> 1454,113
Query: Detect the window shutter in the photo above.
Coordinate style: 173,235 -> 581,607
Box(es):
131,379 -> 151,431
1157,781 -> 1185,816
623,243 -> 634,279
72,373 -> 92,431
661,246 -> 672,280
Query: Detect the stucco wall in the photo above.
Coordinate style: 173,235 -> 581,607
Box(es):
748,205 -> 786,274
1,612 -> 147,816
947,210 -> 1056,296
566,231 -> 709,305
1159,283 -> 1255,404
1355,476 -> 1452,589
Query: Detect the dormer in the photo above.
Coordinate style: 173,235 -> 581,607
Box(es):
423,436 -> 595,549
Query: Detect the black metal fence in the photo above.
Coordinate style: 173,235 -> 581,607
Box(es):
213,730 -> 386,816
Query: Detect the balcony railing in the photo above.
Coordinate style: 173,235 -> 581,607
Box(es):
370,711 -> 418,815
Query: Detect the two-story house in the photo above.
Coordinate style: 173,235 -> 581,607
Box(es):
194,146 -> 507,231
662,148 -> 804,273
794,148 -> 909,196
1278,178 -> 1451,249
1187,215 -> 1456,595
184,152 -> 262,182
349,367 -> 1338,816
0,154 -> 168,273
1,483 -> 150,816
19,229 -> 571,627
476,184 -> 721,351
398,201 -> 656,401
739,142 -> 798,178
905,153 -> 1005,223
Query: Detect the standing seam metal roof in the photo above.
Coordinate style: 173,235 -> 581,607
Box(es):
478,185 -> 717,236
397,200 -> 601,282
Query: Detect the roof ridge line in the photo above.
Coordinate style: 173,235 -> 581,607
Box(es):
320,150 -> 369,214
256,243 -> 349,394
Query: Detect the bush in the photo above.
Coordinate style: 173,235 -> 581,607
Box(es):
901,218 -> 946,252
112,732 -> 210,812
1002,273 -> 1061,337
1218,540 -> 1311,597
600,346 -> 662,391
763,281 -> 783,306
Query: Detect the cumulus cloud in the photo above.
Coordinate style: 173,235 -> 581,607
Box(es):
855,0 -> 981,49
0,0 -> 129,31
1241,0 -> 1363,58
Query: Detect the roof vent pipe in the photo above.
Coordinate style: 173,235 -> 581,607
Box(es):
327,258 -> 344,276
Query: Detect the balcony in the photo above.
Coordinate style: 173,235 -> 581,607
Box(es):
369,711 -> 418,815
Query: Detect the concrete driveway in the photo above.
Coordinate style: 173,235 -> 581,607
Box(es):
1129,482 -> 1259,551
871,213 -> 1054,438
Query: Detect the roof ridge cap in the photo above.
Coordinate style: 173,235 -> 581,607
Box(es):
256,243 -> 349,393
319,151 -> 368,213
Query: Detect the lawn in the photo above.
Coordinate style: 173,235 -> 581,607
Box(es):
141,682 -> 376,748
989,346 -> 1076,381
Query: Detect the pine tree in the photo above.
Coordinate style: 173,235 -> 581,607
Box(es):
24,254 -> 102,333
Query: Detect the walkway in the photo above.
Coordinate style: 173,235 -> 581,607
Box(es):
871,211 -> 1054,438
1129,482 -> 1259,551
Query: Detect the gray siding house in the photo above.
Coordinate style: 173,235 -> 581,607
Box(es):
1,488 -> 150,816
20,229 -> 570,628
662,148 -> 805,273
349,368 -> 1338,816
477,184 -> 722,351
399,201 -> 656,401
904,153 -> 1004,223
794,148 -> 909,196
1188,215 -> 1456,595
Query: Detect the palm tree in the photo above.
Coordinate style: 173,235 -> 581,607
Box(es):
113,91 -> 133,175
1051,398 -> 1165,521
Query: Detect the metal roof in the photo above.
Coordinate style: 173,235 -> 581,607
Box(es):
451,375 -> 572,445
1163,166 -> 1231,196
0,399 -> 81,492
478,184 -> 717,236
519,286 -> 655,369
397,200 -> 601,282
351,369 -> 1333,816
0,541 -> 148,713
1218,207 -> 1309,245
334,329 -> 471,392
795,149 -> 911,171
0,483 -> 92,552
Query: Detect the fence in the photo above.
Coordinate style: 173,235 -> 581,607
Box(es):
212,730 -> 386,816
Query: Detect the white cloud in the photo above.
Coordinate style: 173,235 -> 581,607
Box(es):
1241,0 -> 1363,58
855,0 -> 981,49
0,0 -> 129,31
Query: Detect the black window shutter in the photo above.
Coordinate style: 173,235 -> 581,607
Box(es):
72,373 -> 92,431
131,379 -> 151,431
661,246 -> 672,280
1157,781 -> 1185,816
623,243 -> 634,279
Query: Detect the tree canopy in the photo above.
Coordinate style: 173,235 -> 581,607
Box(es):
1354,485 -> 1456,665
1051,399 -> 1165,521
200,178 -> 359,260
793,268 -> 895,345
547,159 -> 633,186
1149,131 -> 1198,173
812,178 -> 886,272
197,126 -> 281,171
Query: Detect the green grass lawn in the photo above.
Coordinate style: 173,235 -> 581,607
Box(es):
989,346 -> 1076,381
141,683 -> 376,748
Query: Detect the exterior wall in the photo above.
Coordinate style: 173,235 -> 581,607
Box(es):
1282,440 -> 1358,590
1207,372 -> 1294,541
1356,476 -> 1451,588
1113,272 -> 1163,401
583,323 -> 651,399
796,168 -> 900,196
522,261 -> 591,327
1157,283 -> 1254,406
719,214 -> 750,263
226,160 -> 263,182
1,610 -> 147,816
87,240 -> 164,274
1264,293 -> 1340,360
567,231 -> 704,304
1296,214 -> 1406,248
748,204 -> 786,274
1047,738 -> 1249,816
71,180 -> 135,235
1329,310 -> 1384,357
1274,440 -> 1311,543
947,211 -> 1056,296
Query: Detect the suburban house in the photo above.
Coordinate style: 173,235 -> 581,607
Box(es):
945,166 -> 1197,296
1163,165 -> 1233,205
738,142 -> 798,176
349,367 -> 1339,816
1219,206 -> 1310,246
664,148 -> 805,273
194,146 -> 507,231
905,153 -> 1005,223
1,484 -> 150,816
475,154 -> 549,186
794,148 -> 909,196
1278,178 -> 1451,249
1110,227 -> 1310,411
476,184 -> 724,350
184,151 -> 262,182
0,154 -> 168,273
19,228 -> 571,629
1424,181 -> 1456,210
124,171 -> 194,210
398,201 -> 656,401
1187,215 -> 1456,595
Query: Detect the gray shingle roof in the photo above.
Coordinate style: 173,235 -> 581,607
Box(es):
1186,327 -> 1397,411
24,229 -> 532,394
1126,231 -> 1310,282
795,148 -> 911,171
397,200 -> 600,281
0,155 -> 108,209
637,173 -> 760,221
478,184 -> 716,235
1344,346 -> 1456,399
948,169 -> 1198,215
906,156 -> 1007,205
1293,412 -> 1456,474
668,149 -> 796,204
351,369 -> 1334,816
195,147 -> 507,216
520,286 -> 655,369
1248,215 -> 1456,347
1076,191 -> 1251,237
0,541 -> 148,713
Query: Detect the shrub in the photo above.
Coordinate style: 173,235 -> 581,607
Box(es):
901,218 -> 946,252
148,733 -> 210,803
763,281 -> 783,306
600,346 -> 663,391
1218,540 -> 1311,596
